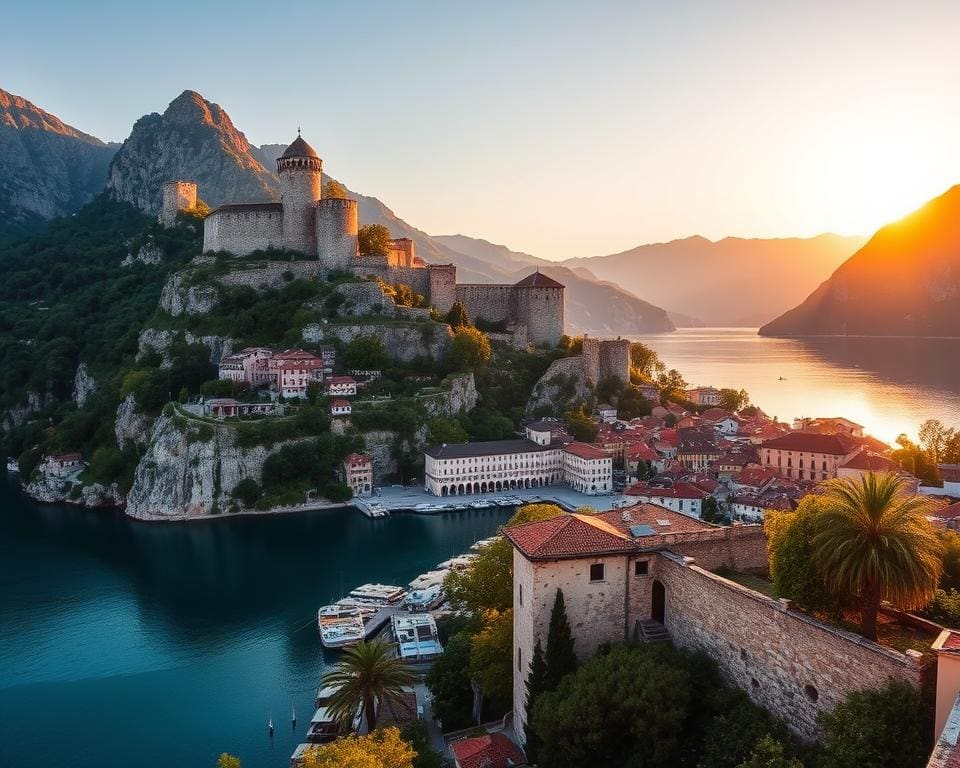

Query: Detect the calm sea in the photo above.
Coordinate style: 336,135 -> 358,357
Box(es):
0,479 -> 511,768
629,328 -> 960,442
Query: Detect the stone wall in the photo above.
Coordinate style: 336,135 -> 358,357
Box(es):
160,180 -> 196,226
428,264 -> 457,313
456,284 -> 515,323
203,209 -> 282,255
316,197 -> 358,269
582,337 -> 601,383
599,337 -> 631,384
658,553 -> 928,740
278,157 -> 322,254
515,285 -> 564,346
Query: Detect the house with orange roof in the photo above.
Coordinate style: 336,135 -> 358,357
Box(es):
625,480 -> 709,518
450,732 -> 526,768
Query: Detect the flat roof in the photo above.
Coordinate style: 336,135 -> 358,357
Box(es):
425,439 -> 555,459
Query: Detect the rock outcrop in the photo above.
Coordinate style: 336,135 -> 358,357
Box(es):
25,474 -> 123,508
121,241 -> 164,266
106,90 -> 278,215
526,356 -> 592,415
2,391 -> 54,430
137,329 -> 235,366
115,394 -> 153,449
125,410 -> 271,519
760,185 -> 960,337
159,271 -> 221,316
304,322 -> 453,363
418,373 -> 479,418
361,425 -> 429,481
72,363 -> 97,407
0,88 -> 117,240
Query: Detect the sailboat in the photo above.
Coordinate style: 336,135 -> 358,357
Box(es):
268,716 -> 274,736
292,701 -> 297,728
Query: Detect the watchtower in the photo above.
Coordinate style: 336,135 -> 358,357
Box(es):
277,133 -> 322,255
160,180 -> 197,226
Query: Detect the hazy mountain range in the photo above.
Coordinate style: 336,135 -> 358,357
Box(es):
562,234 -> 867,326
8,85 -> 947,336
0,88 -> 117,242
760,186 -> 960,338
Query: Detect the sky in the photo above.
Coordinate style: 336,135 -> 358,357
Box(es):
4,0 -> 960,261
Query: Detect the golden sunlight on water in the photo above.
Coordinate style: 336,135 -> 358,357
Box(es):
628,329 -> 960,444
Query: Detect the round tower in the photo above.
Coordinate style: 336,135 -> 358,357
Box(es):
160,180 -> 197,226
316,197 -> 359,270
277,134 -> 322,255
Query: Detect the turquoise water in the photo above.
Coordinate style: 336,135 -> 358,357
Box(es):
0,477 -> 511,768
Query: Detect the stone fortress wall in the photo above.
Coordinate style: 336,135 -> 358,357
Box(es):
167,132 -> 562,338
582,334 -> 631,385
160,180 -> 197,226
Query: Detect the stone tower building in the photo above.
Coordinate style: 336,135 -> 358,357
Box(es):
454,271 -> 565,346
277,135 -> 323,254
316,197 -> 359,269
160,180 -> 197,226
582,335 -> 630,385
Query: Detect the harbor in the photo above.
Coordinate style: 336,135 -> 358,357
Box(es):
354,484 -> 639,518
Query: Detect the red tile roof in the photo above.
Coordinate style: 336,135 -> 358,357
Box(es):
327,376 -> 356,384
514,270 -> 564,289
761,431 -> 856,455
504,514 -> 634,559
343,453 -> 371,466
934,501 -> 960,520
732,466 -> 779,489
839,449 -> 900,472
450,733 -> 526,768
626,481 -> 708,500
595,505 -> 714,536
562,441 -> 609,460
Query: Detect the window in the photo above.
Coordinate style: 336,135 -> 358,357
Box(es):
517,647 -> 522,671
590,563 -> 604,582
635,560 -> 649,576
519,583 -> 523,606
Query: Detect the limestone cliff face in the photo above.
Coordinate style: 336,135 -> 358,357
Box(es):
107,90 -> 278,215
304,322 -> 453,363
159,271 -> 221,316
25,473 -> 123,508
0,88 -> 117,239
419,373 -> 478,418
72,363 -> 97,407
137,328 -> 235,366
125,410 -> 272,519
526,356 -> 591,415
115,394 -> 153,449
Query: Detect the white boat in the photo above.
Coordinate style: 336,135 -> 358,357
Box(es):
319,615 -> 365,649
308,686 -> 362,743
348,583 -> 407,605
437,554 -> 477,571
391,613 -> 443,661
408,570 -> 447,591
471,536 -> 501,550
5,458 -> 18,473
404,584 -> 445,612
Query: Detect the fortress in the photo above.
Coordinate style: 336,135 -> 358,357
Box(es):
160,133 -> 567,345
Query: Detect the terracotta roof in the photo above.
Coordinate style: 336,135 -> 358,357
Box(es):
934,501 -> 960,520
761,431 -> 856,455
281,135 -> 319,159
563,441 -> 609,460
732,466 -> 779,489
505,514 -> 634,560
327,376 -> 356,384
596,505 -> 715,537
839,449 -> 900,472
450,733 -> 526,768
274,349 -> 320,361
626,481 -> 708,499
343,453 -> 371,466
514,270 -> 564,289
330,399 -> 351,408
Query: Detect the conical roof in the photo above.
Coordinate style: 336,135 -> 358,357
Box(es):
281,135 -> 319,159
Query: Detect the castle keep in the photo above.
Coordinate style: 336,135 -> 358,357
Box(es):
161,132 -> 567,345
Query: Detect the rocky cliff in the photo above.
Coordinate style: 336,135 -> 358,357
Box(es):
304,322 -> 453,363
107,90 -> 278,215
25,473 -> 124,508
0,88 -> 117,241
760,186 -> 960,337
125,409 -> 272,519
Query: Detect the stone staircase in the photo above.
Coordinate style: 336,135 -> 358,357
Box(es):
636,619 -> 670,644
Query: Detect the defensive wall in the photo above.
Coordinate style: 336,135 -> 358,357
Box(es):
202,205 -> 283,255
455,283 -> 564,346
160,180 -> 197,226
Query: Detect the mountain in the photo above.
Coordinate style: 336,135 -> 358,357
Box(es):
433,234 -> 674,334
760,187 -> 960,338
562,234 -> 867,326
0,88 -> 117,242
107,90 -> 278,214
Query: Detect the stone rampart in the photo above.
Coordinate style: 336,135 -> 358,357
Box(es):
203,209 -> 282,255
515,285 -> 564,346
428,264 -> 457,313
455,284 -> 515,323
316,198 -> 358,269
599,337 -> 630,383
658,553 -> 928,740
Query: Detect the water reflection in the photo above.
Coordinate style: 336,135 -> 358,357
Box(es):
630,329 -> 960,441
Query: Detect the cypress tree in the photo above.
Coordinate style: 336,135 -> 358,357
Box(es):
544,588 -> 578,690
524,638 -> 547,764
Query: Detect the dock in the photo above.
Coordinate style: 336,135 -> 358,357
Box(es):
363,605 -> 403,639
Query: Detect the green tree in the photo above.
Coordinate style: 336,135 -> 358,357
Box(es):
300,728 -> 415,768
400,721 -> 444,768
231,477 -> 262,507
919,418 -> 952,467
815,680 -> 930,768
719,388 -> 750,413
766,499 -> 843,616
701,496 -> 720,523
444,537 -> 512,614
324,481 -> 353,502
812,473 -> 942,640
564,403 -> 598,443
318,639 -> 418,731
425,631 -> 474,729
524,639 -> 548,765
469,608 -> 514,713
428,417 -> 468,445
629,341 -> 665,382
344,335 -> 389,371
444,301 -> 470,329
450,326 -> 491,370
323,179 -> 349,199
217,754 -> 242,768
358,223 -> 392,257
736,736 -> 804,768
544,589 -> 578,690
657,368 -> 688,399
532,643 -> 691,768
941,531 -> 960,590
509,503 -> 565,526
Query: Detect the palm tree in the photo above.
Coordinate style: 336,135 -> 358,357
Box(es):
319,639 -> 417,732
812,472 -> 943,640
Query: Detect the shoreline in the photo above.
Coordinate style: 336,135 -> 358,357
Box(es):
757,332 -> 960,341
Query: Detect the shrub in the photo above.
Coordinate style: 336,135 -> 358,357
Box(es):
231,478 -> 262,507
